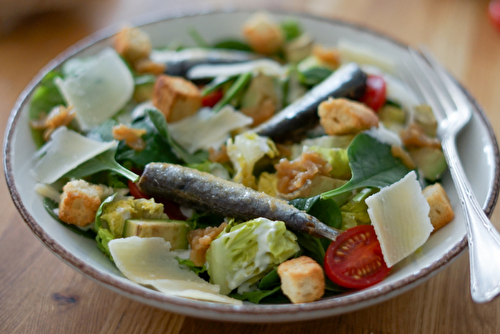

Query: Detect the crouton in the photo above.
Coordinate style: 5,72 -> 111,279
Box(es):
134,58 -> 166,75
188,223 -> 227,266
312,44 -> 341,69
59,180 -> 108,227
112,124 -> 147,151
400,123 -> 441,149
114,26 -> 152,63
423,183 -> 455,231
278,256 -> 325,304
152,75 -> 202,123
318,98 -> 379,135
242,12 -> 284,55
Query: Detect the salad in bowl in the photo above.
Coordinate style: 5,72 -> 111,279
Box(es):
7,11 -> 483,318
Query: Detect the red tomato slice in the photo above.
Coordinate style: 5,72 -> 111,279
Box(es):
128,180 -> 149,199
202,90 -> 224,108
127,180 -> 187,221
324,225 -> 390,289
360,74 -> 387,112
489,1 -> 500,32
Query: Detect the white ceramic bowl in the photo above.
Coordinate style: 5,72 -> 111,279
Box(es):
4,10 -> 500,323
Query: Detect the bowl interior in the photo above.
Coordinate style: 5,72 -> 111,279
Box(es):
5,11 -> 499,322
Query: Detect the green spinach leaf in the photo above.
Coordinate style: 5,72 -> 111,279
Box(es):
213,40 -> 252,52
321,133 -> 410,200
64,148 -> 139,182
230,286 -> 282,304
147,109 -> 208,164
176,258 -> 207,275
280,19 -> 303,42
258,268 -> 280,290
298,67 -> 333,86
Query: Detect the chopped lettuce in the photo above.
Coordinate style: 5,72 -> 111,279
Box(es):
257,172 -> 278,197
187,161 -> 231,180
206,218 -> 300,295
100,198 -> 167,238
307,146 -> 351,180
340,188 -> 375,230
227,132 -> 279,188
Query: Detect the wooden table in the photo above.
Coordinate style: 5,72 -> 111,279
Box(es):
1,0 -> 500,332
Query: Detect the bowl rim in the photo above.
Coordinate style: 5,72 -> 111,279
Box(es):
4,8 -> 500,322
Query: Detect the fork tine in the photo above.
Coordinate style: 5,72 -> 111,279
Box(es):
419,47 -> 472,122
399,52 -> 445,123
407,49 -> 457,117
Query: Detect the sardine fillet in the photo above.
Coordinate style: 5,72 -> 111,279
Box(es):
138,163 -> 340,240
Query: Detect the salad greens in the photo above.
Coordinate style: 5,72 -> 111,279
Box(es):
28,12 -> 450,305
321,133 -> 411,200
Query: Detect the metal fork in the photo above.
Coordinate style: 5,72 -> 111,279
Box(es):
400,48 -> 500,303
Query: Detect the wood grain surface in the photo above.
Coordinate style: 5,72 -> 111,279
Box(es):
1,0 -> 500,333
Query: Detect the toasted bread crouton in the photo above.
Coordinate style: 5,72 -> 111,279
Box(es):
153,75 -> 202,123
112,124 -> 147,151
134,58 -> 166,75
242,12 -> 284,55
278,256 -> 325,304
114,26 -> 152,63
423,183 -> 454,231
59,180 -> 109,227
312,44 -> 341,69
188,223 -> 227,266
318,98 -> 379,135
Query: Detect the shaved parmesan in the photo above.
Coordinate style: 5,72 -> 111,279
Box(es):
338,39 -> 396,74
366,171 -> 433,267
187,59 -> 285,79
31,127 -> 116,184
108,237 -> 242,305
55,48 -> 134,129
151,280 -> 242,305
169,106 -> 253,154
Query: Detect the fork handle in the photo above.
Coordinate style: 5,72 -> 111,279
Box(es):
442,135 -> 500,303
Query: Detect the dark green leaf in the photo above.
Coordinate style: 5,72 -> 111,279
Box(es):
294,232 -> 325,265
187,211 -> 225,230
280,19 -> 303,42
213,40 -> 252,52
43,198 -> 96,239
213,72 -> 252,112
258,268 -> 280,290
64,148 -> 139,182
176,258 -> 207,275
230,286 -> 282,304
321,133 -> 411,199
146,109 -> 208,164
201,76 -> 233,96
309,198 -> 342,230
298,67 -> 332,86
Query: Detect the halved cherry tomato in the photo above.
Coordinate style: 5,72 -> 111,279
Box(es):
489,1 -> 500,32
127,180 -> 187,221
324,225 -> 390,289
201,89 -> 224,108
360,74 -> 386,112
